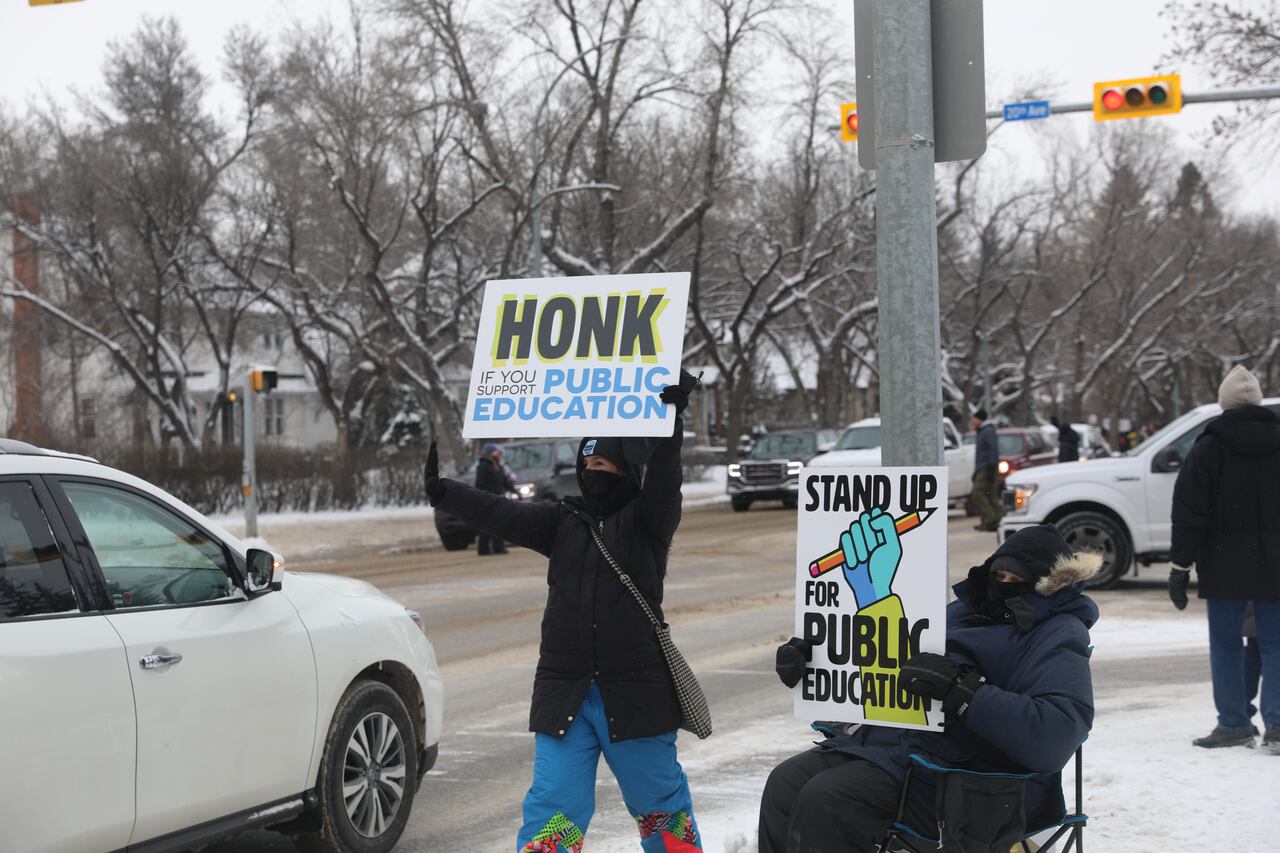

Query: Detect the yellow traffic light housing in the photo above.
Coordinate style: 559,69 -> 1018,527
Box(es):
841,102 -> 859,143
1093,74 -> 1182,121
250,368 -> 278,394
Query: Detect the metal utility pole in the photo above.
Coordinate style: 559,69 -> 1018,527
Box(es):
872,0 -> 945,467
242,381 -> 257,538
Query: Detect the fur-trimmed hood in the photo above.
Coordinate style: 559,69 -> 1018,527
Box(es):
1036,550 -> 1104,596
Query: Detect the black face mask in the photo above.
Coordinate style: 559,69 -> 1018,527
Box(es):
581,468 -> 622,502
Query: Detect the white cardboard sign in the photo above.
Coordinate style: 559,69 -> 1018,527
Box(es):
462,273 -> 690,439
793,467 -> 949,731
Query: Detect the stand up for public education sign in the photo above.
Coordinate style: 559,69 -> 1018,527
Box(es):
794,467 -> 949,731
463,273 -> 690,439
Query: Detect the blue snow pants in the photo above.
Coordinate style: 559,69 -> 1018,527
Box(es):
517,684 -> 701,852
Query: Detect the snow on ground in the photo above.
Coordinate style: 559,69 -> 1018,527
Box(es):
586,615 -> 1277,852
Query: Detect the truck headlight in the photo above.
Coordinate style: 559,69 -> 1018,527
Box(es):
515,482 -> 536,499
787,460 -> 803,476
727,463 -> 742,478
997,460 -> 1011,476
1011,484 -> 1037,513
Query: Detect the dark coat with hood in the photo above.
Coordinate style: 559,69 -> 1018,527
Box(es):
435,426 -> 684,741
1171,405 -> 1280,599
475,455 -> 510,495
822,548 -> 1100,832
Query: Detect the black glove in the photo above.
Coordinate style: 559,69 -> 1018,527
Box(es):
776,636 -> 813,688
659,369 -> 701,415
1168,567 -> 1190,611
901,652 -> 986,719
423,441 -> 446,507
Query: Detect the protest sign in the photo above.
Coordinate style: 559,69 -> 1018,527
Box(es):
793,467 -> 949,731
463,273 -> 690,439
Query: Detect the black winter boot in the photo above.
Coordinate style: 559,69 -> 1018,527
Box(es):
1193,726 -> 1256,749
1263,726 -> 1280,755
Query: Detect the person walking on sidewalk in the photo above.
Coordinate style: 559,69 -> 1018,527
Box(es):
1051,416 -> 1080,463
970,409 -> 1003,532
423,370 -> 704,853
475,443 -> 512,555
1169,365 -> 1280,752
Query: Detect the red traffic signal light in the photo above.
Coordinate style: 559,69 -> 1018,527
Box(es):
840,102 -> 858,143
1093,75 -> 1182,121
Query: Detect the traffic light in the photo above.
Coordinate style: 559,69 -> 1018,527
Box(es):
1093,74 -> 1182,121
841,102 -> 858,143
250,367 -> 278,394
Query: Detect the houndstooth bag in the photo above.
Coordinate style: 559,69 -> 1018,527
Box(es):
583,520 -> 713,740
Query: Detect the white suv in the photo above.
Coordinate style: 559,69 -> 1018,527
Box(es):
0,440 -> 443,853
1001,398 -> 1280,588
808,417 -> 975,506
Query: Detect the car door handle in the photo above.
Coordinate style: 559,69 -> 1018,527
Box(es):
139,653 -> 183,670
1114,476 -> 1140,482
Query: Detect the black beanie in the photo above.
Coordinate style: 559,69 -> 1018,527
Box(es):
974,408 -> 989,422
581,437 -> 627,472
986,524 -> 1072,583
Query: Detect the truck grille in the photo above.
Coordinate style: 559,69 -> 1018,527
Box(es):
741,462 -> 786,484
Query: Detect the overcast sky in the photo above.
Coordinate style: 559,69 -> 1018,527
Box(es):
2,0 -> 1275,215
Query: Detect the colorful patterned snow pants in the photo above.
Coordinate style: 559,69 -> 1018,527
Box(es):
518,685 -> 701,852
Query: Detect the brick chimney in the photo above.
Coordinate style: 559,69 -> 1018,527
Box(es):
9,193 -> 48,444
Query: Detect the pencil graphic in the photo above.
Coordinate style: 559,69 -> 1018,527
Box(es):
808,508 -> 936,577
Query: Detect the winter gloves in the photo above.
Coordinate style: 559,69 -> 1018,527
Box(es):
901,652 -> 986,719
775,637 -> 813,688
659,369 -> 701,415
1169,565 -> 1191,610
423,441 -> 446,507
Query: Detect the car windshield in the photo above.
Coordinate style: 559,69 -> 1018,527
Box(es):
749,433 -> 816,459
835,426 -> 882,450
503,442 -> 554,472
1124,410 -> 1204,457
998,434 -> 1026,455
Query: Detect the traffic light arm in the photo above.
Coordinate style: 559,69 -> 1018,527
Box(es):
980,84 -> 1280,121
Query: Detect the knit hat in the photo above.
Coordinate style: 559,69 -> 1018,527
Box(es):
986,525 -> 1073,584
481,442 -> 502,456
973,408 -> 989,422
581,437 -> 627,472
1218,365 -> 1263,410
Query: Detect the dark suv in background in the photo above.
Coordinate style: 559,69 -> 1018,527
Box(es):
727,429 -> 837,512
434,439 -> 582,550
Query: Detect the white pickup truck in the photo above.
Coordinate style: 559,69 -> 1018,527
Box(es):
808,416 -> 975,507
1001,398 -> 1280,588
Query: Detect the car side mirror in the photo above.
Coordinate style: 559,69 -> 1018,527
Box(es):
245,548 -> 282,594
1153,446 -> 1182,473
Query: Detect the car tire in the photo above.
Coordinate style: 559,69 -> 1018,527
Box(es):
438,531 -> 471,552
1053,511 -> 1131,590
731,497 -> 751,513
296,680 -> 419,853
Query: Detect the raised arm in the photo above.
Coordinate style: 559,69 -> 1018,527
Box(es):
637,421 -> 684,544
424,442 -> 559,556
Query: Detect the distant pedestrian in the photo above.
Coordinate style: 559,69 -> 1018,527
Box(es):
1050,416 -> 1080,463
474,443 -> 511,555
1169,365 -> 1280,752
970,409 -> 1002,532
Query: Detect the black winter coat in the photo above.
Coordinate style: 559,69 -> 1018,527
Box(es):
1170,405 -> 1280,599
475,456 -> 509,495
437,430 -> 683,741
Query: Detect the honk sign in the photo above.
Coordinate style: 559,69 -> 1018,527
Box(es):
793,467 -> 949,731
463,273 -> 690,439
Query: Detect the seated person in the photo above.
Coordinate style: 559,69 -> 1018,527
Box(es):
759,525 -> 1099,852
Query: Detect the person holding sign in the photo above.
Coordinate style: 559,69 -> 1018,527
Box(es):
424,369 -> 703,853
761,525 -> 1100,852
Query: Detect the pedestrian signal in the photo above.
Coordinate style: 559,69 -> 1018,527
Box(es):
1093,74 -> 1182,121
841,102 -> 858,143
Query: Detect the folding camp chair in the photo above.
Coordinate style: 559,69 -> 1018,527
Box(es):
877,743 -> 1087,853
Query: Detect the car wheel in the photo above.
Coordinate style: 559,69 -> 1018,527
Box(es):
438,531 -> 471,551
1053,511 -> 1131,590
297,680 -> 419,853
731,497 -> 751,513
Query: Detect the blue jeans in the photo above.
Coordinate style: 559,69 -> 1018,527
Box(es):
1206,599 -> 1280,730
517,684 -> 700,852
